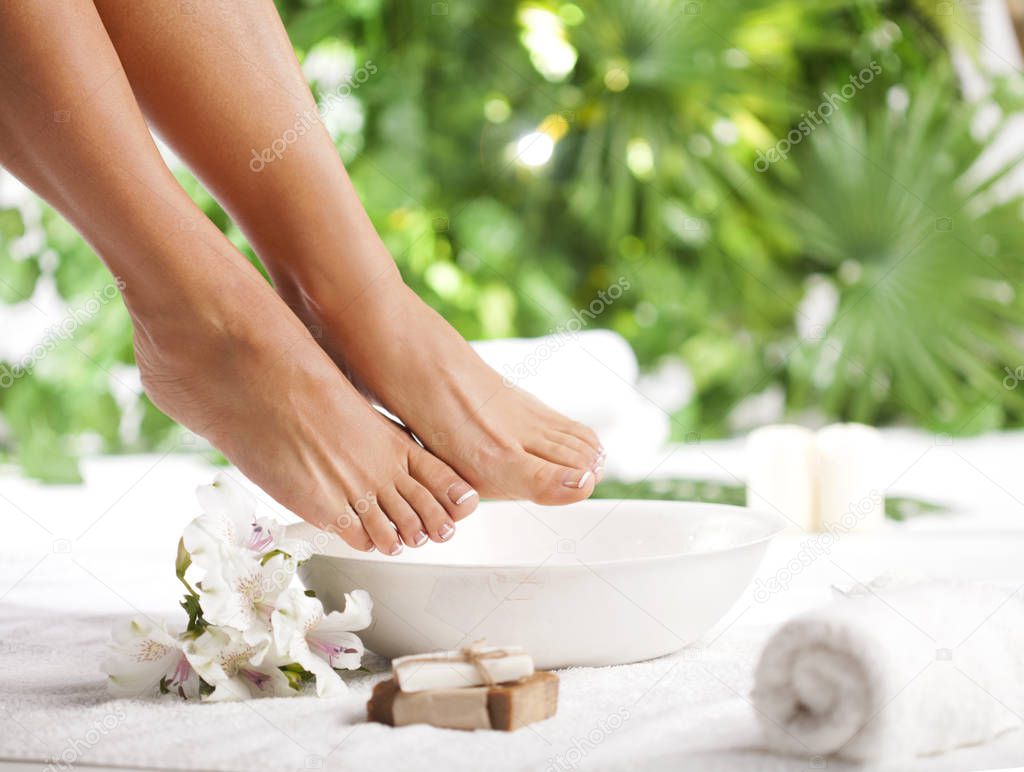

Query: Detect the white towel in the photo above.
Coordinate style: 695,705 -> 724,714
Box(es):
471,330 -> 670,478
752,580 -> 1024,762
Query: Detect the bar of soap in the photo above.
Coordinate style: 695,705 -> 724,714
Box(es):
393,646 -> 534,692
367,672 -> 558,731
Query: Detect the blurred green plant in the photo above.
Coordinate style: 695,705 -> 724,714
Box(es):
0,0 -> 1022,481
783,72 -> 1024,432
591,476 -> 946,520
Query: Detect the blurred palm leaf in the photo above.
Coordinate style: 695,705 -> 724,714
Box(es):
785,73 -> 1024,430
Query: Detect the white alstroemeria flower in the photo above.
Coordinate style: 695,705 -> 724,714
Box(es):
101,617 -> 199,699
196,548 -> 296,648
271,588 -> 372,696
184,473 -> 302,568
183,625 -> 292,702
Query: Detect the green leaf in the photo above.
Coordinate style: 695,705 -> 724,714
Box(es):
175,538 -> 192,582
592,476 -> 946,522
281,664 -> 315,690
17,428 -> 82,484
0,247 -> 40,304
179,592 -> 207,635
261,548 -> 287,565
0,208 -> 25,240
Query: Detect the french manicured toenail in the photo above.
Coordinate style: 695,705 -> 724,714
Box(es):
388,542 -> 403,556
564,469 -> 593,489
413,530 -> 429,547
366,545 -> 376,553
595,466 -> 604,481
439,522 -> 455,541
447,482 -> 478,506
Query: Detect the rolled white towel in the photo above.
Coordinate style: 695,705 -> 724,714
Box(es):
752,581 -> 1024,761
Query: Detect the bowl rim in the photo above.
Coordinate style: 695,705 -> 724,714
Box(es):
287,499 -> 786,570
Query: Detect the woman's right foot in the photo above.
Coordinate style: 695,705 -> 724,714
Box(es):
129,257 -> 478,555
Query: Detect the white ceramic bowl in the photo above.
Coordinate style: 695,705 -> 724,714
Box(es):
288,499 -> 783,669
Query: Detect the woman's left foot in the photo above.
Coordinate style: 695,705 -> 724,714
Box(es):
287,263 -> 605,505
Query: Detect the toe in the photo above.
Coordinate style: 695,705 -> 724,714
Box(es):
408,446 -> 479,522
525,436 -> 596,472
356,498 -> 404,556
397,475 -> 456,542
380,487 -> 429,547
317,505 -> 375,552
523,454 -> 597,506
557,417 -> 603,456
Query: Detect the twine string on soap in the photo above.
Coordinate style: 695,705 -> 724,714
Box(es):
397,641 -> 512,686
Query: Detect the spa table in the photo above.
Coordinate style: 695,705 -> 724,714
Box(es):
2,431 -> 1024,772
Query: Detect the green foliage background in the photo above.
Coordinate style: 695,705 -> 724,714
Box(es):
2,0 -> 1024,481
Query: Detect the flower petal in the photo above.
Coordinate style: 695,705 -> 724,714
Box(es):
308,629 -> 364,671
303,650 -> 348,697
197,473 -> 257,530
317,589 -> 373,634
101,617 -> 183,698
271,588 -> 323,657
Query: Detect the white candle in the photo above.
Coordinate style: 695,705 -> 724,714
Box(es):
815,423 -> 885,532
746,424 -> 817,531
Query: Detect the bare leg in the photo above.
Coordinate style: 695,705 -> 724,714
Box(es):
93,0 -> 605,504
0,0 -> 477,554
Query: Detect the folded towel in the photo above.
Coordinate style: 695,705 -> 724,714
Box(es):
471,329 -> 639,430
471,330 -> 670,478
752,581 -> 1024,761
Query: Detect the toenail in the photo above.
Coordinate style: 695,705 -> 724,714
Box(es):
438,522 -> 455,541
387,542 -> 403,556
564,469 -> 593,489
594,465 -> 605,482
447,482 -> 478,506
413,530 -> 429,547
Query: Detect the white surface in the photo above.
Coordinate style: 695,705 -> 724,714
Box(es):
293,501 -> 782,668
1,431 -> 1024,771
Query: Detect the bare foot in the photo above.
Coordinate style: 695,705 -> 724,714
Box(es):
291,265 -> 605,505
130,260 -> 478,555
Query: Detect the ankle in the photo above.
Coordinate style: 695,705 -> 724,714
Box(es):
285,252 -> 407,326
129,257 -> 296,369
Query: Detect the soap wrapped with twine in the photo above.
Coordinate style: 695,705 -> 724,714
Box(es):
392,642 -> 535,693
368,642 -> 557,731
